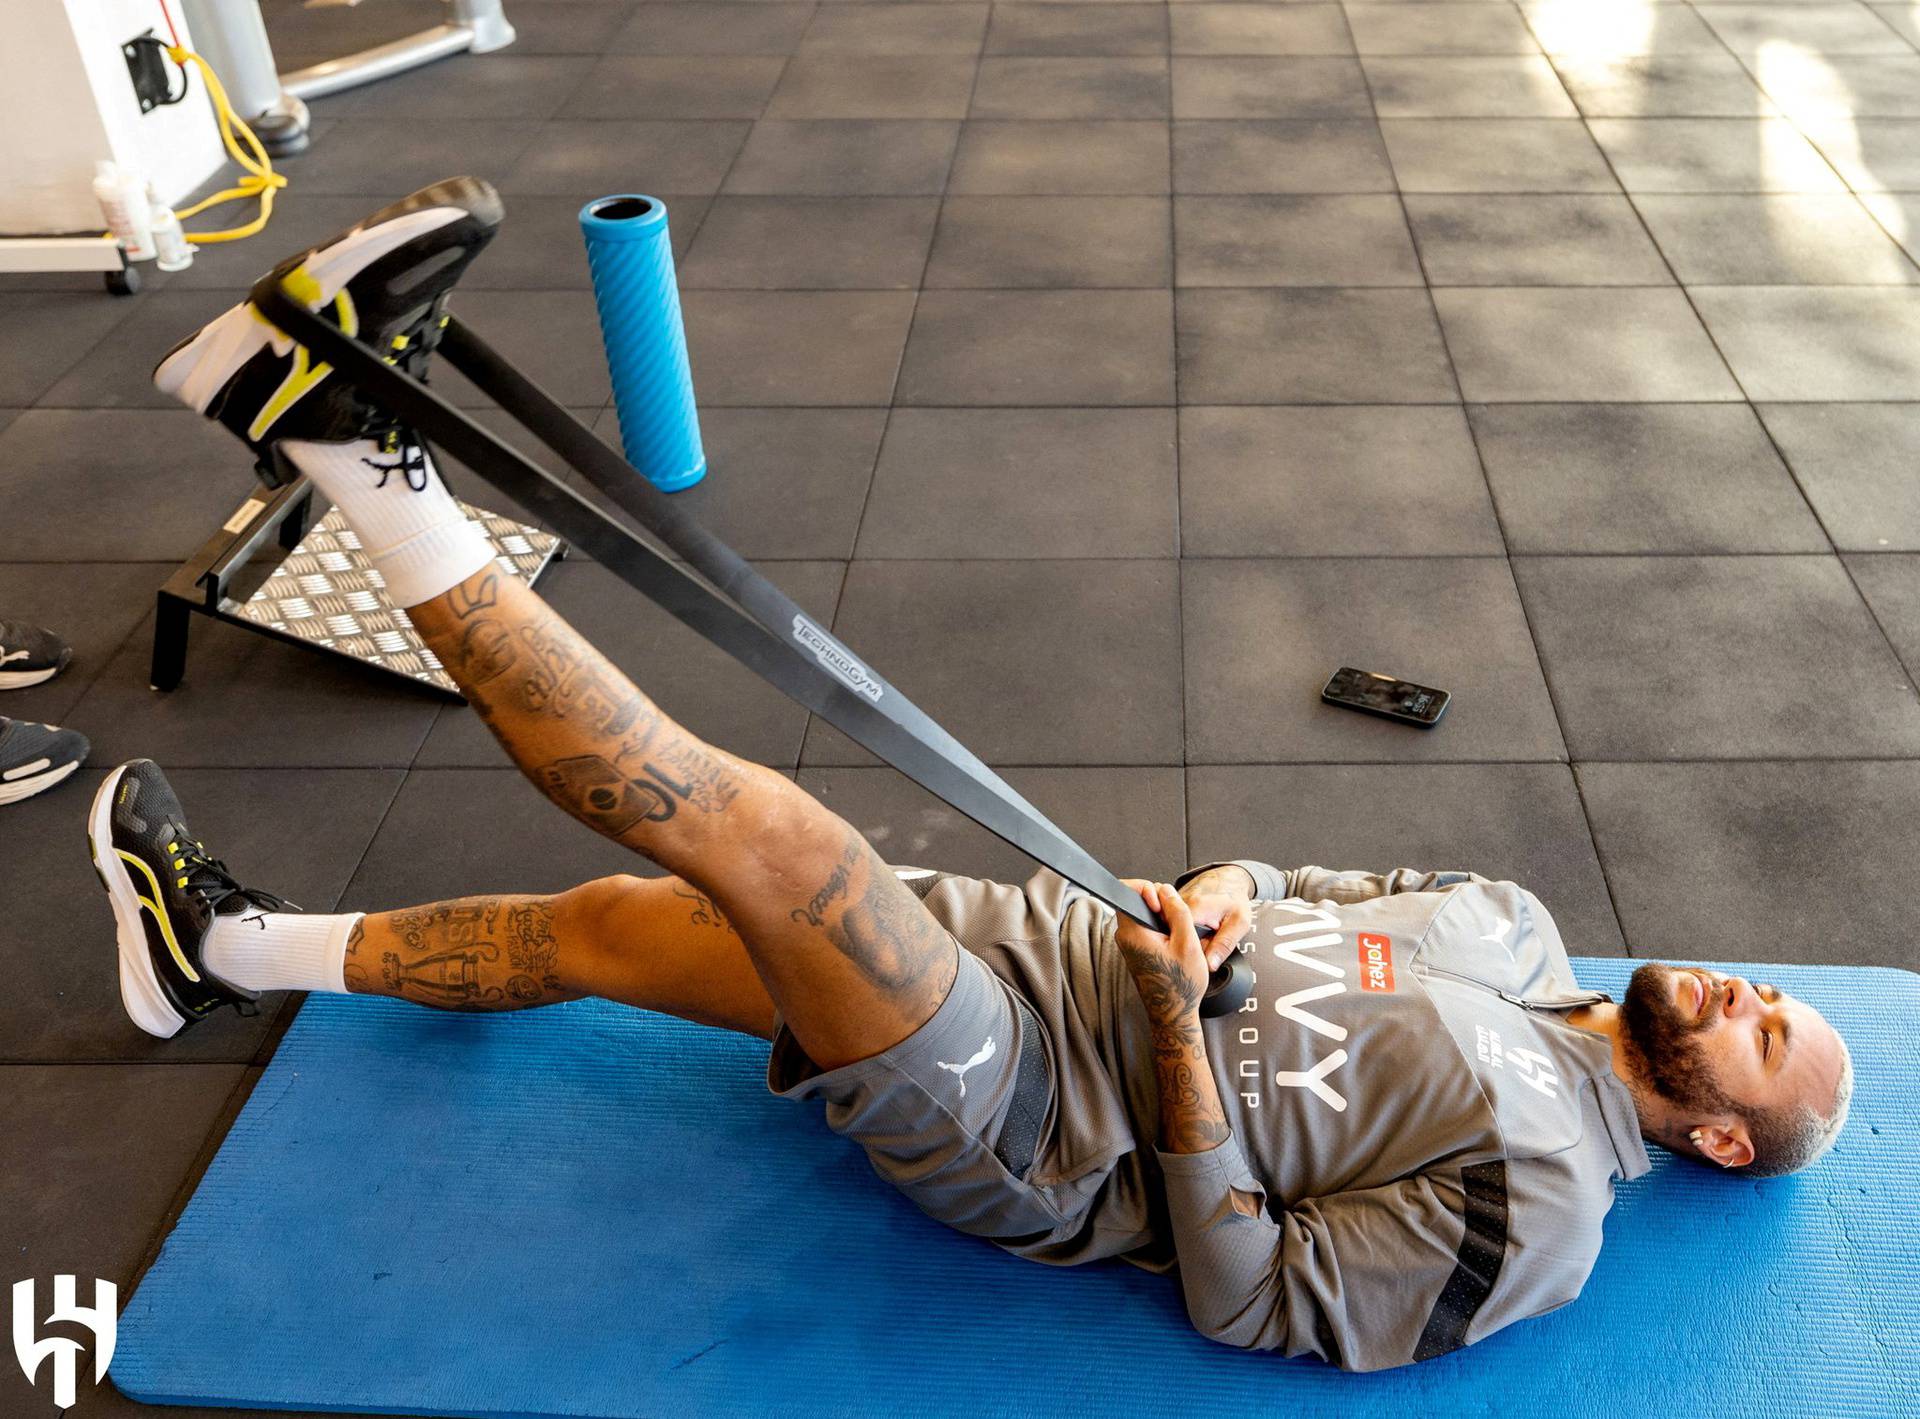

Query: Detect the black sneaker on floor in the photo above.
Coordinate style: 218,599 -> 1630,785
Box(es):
87,759 -> 284,1038
0,717 -> 88,805
152,175 -> 504,485
0,621 -> 73,689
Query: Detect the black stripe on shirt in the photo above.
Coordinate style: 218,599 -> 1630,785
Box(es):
1413,1161 -> 1509,1362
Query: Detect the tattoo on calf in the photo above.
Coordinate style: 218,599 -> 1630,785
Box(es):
343,916 -> 370,994
369,898 -> 570,1012
449,573 -> 500,621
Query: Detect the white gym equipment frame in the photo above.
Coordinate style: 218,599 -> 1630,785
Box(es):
181,0 -> 516,156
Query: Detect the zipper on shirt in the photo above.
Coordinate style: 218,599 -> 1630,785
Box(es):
1422,963 -> 1609,1014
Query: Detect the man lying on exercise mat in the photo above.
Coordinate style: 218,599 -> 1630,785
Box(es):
93,179 -> 1853,1373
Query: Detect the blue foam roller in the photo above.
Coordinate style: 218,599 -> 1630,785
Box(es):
115,959 -> 1920,1418
580,194 -> 706,492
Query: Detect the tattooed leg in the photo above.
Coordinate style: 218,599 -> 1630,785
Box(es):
406,568 -> 958,1070
346,874 -> 779,1038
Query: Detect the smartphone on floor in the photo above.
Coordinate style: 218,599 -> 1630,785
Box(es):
1321,667 -> 1450,728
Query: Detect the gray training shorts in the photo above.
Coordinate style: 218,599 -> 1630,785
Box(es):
765,868 -> 1141,1262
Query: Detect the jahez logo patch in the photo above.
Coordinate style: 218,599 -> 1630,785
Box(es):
1357,933 -> 1395,993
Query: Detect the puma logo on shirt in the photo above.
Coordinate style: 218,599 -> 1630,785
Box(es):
937,1037 -> 997,1097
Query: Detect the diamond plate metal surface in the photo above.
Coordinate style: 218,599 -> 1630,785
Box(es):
231,503 -> 560,693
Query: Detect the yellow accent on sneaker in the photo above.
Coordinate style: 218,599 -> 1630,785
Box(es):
116,848 -> 204,984
245,283 -> 361,443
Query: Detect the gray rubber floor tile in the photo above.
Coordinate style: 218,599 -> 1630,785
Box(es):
324,55 -> 593,119
681,291 -> 918,404
1515,555 -> 1920,758
1182,557 -> 1564,762
857,408 -> 1178,556
1757,403 -> 1920,551
1179,405 -> 1503,555
1470,403 -> 1829,554
0,1063 -> 248,1384
1846,554 -> 1920,675
0,766 -> 398,1061
0,563 -> 170,725
1379,118 -> 1618,192
472,195 -> 710,289
283,118 -> 543,196
0,407 -> 16,436
766,55 -> 980,118
802,559 -> 1184,765
431,290 -> 615,410
35,290 -> 242,411
1406,195 -> 1672,285
432,404 -> 607,541
800,4 -> 990,53
0,409 -> 264,562
1578,760 -> 1920,968
796,765 -> 1187,880
1364,56 -> 1577,117
592,404 -> 887,560
724,120 -> 960,194
925,196 -> 1172,287
484,0 -> 635,55
1169,4 -> 1354,55
678,197 -> 941,288
898,290 -> 1174,405
1801,117 -> 1920,191
1171,57 -> 1374,118
500,120 -> 749,197
972,58 -> 1171,119
559,55 -> 787,119
1176,288 -> 1456,403
948,121 -> 1171,193
414,558 -> 841,769
989,4 -> 1169,56
1521,2 -> 1724,56
1552,53 -> 1777,118
1433,287 -> 1740,400
1586,118 -> 1850,193
1173,120 -> 1396,193
1187,762 -> 1625,953
342,769 -> 669,908
1345,3 -> 1540,56
71,613 -> 440,770
1634,194 -> 1919,284
1175,195 -> 1425,286
1690,286 -> 1920,399
611,3 -> 818,55
1698,4 -> 1913,59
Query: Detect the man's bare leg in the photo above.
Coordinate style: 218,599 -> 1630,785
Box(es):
343,874 -> 779,1039
401,566 -> 956,1071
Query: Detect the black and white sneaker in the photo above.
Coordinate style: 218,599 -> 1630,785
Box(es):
87,760 -> 284,1038
152,175 -> 503,484
0,621 -> 72,689
0,717 -> 88,805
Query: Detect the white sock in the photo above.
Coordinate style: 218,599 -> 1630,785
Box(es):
280,438 -> 496,608
203,910 -> 362,994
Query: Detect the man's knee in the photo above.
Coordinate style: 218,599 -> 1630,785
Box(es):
557,873 -> 654,940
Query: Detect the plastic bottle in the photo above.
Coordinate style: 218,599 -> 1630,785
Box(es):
93,162 -> 156,263
151,206 -> 193,271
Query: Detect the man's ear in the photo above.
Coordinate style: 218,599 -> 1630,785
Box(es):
1687,1122 -> 1755,1170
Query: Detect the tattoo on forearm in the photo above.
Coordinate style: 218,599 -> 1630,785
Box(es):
361,897 -> 572,1011
1152,1021 -> 1231,1153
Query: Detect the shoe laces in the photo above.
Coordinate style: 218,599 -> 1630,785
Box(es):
353,310 -> 449,493
167,835 -> 293,919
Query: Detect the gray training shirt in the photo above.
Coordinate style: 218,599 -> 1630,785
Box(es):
1056,862 -> 1652,1372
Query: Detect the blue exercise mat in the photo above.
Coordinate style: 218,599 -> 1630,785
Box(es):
117,959 -> 1918,1418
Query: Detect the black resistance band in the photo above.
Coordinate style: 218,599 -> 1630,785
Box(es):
253,275 -> 1251,1017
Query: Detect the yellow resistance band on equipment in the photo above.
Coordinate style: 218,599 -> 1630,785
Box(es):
164,45 -> 287,244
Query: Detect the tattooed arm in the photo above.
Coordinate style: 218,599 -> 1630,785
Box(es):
1113,880 -> 1231,1153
